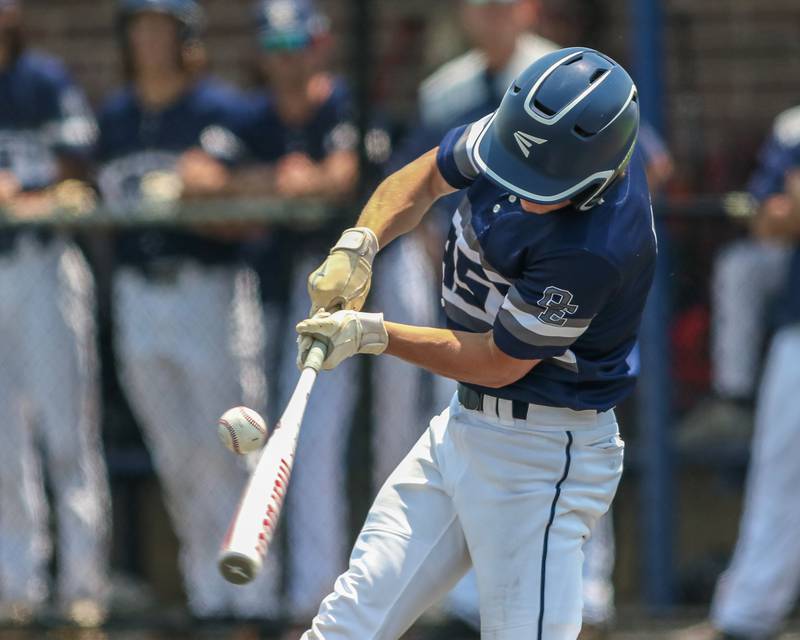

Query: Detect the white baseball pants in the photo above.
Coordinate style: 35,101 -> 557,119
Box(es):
711,324 -> 800,637
303,395 -> 623,640
114,263 -> 280,618
0,235 -> 109,609
712,240 -> 790,399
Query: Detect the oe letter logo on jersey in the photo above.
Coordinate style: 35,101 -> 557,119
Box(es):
513,131 -> 547,158
537,286 -> 578,326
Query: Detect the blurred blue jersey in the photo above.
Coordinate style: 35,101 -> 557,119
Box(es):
748,106 -> 800,329
0,51 -> 96,190
436,116 -> 657,411
234,77 -> 357,163
96,77 -> 247,211
95,77 -> 249,265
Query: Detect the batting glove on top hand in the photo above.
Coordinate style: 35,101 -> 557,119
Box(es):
307,227 -> 379,316
296,310 -> 388,371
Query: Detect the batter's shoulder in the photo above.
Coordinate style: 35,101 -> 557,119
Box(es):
772,105 -> 800,148
419,49 -> 486,128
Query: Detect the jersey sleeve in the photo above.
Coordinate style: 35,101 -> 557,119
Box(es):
748,110 -> 800,203
493,250 -> 621,360
435,114 -> 490,189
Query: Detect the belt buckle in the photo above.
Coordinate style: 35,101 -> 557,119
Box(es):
459,385 -> 482,411
144,259 -> 182,285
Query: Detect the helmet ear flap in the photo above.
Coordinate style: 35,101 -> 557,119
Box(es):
573,139 -> 637,211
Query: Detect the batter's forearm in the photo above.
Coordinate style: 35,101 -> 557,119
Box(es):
384,322 -> 539,389
356,148 -> 456,248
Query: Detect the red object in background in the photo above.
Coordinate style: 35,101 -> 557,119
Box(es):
670,303 -> 711,409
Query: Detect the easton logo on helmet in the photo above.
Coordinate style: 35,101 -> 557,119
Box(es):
513,131 -> 547,158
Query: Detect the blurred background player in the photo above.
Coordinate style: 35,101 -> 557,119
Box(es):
229,0 -> 435,628
0,0 -> 110,627
94,0 -> 278,620
229,0 -> 360,625
675,105 -> 800,640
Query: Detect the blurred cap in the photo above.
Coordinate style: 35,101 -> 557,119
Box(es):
118,0 -> 205,38
254,0 -> 328,51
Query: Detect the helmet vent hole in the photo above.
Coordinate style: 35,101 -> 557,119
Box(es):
563,55 -> 583,65
589,69 -> 608,84
573,125 -> 595,139
511,84 -> 521,95
533,99 -> 555,116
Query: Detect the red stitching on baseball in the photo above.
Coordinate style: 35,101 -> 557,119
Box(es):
239,407 -> 266,435
218,418 -> 241,454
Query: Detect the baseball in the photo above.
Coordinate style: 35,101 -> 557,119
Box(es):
217,406 -> 268,455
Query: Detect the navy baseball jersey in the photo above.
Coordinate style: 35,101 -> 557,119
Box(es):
235,77 -> 357,298
0,51 -> 96,190
95,78 -> 248,264
747,106 -> 800,328
437,115 -> 657,411
235,77 -> 357,163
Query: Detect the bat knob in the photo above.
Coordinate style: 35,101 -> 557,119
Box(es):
218,552 -> 260,585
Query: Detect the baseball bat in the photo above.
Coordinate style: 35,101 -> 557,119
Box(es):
218,338 -> 327,585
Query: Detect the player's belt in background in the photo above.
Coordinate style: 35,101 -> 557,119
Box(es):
457,383 -> 605,427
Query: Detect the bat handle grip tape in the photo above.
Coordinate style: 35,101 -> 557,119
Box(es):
303,338 -> 328,372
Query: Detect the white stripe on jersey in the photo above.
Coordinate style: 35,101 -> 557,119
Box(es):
442,286 -> 495,326
500,296 -> 589,339
452,209 -> 509,286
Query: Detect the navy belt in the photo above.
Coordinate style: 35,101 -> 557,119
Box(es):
457,383 -> 530,420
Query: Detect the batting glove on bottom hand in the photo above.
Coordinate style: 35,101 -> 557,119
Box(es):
296,310 -> 388,371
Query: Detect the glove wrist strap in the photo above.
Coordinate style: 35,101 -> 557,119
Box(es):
358,312 -> 388,355
332,227 -> 379,262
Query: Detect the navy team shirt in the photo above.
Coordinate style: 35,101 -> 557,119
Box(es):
235,77 -> 356,164
95,78 -> 248,264
747,106 -> 800,328
234,77 -> 358,297
437,115 -> 657,411
0,51 -> 96,190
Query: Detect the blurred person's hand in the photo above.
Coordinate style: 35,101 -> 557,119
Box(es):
178,148 -> 230,198
751,192 -> 800,241
275,152 -> 321,198
0,170 -> 21,207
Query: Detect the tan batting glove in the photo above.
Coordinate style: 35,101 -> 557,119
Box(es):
296,310 -> 388,371
307,227 -> 379,315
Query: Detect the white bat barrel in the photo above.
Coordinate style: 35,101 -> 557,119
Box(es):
218,339 -> 327,585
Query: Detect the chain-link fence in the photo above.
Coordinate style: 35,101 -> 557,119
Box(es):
0,195 -> 785,638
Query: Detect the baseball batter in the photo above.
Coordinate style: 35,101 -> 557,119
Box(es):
296,48 -> 655,639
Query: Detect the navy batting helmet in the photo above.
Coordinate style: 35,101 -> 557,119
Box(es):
472,47 -> 639,211
254,0 -> 328,50
117,0 -> 205,40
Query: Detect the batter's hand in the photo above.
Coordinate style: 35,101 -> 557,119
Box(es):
296,310 -> 388,370
307,227 -> 379,315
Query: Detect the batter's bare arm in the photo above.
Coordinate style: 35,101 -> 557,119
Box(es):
384,323 -> 539,389
356,147 -> 457,247
307,148 -> 455,314
297,310 -> 539,389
